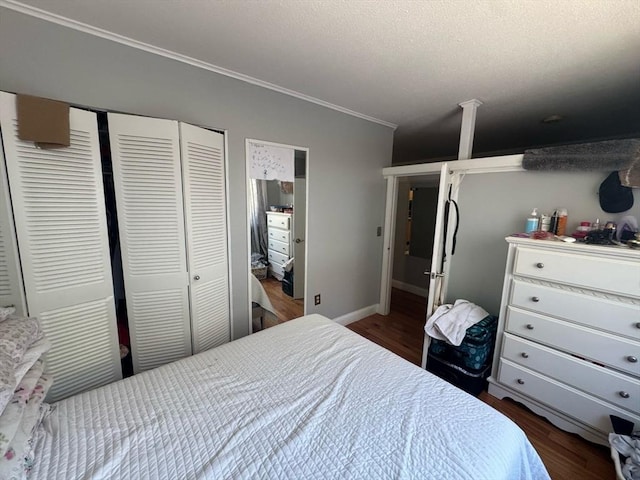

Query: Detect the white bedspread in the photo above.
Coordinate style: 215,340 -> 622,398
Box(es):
250,273 -> 276,315
31,314 -> 550,480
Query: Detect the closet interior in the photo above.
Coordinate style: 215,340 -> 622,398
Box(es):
0,91 -> 230,401
98,112 -> 132,376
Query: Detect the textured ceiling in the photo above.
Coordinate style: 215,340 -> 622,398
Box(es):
8,0 -> 640,163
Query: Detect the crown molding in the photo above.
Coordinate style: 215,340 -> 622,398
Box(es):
0,0 -> 398,130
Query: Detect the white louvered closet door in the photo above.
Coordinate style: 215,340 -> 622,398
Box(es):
108,113 -> 191,373
0,91 -> 122,401
180,123 -> 229,353
0,144 -> 26,316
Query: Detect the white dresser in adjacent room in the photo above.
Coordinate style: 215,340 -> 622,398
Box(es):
488,237 -> 640,445
266,212 -> 292,280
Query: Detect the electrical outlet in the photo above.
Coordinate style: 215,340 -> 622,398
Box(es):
314,294 -> 321,305
376,226 -> 382,237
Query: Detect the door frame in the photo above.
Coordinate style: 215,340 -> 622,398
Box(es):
379,155 -> 524,316
245,139 -> 309,334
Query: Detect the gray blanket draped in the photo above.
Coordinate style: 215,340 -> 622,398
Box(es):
522,139 -> 640,187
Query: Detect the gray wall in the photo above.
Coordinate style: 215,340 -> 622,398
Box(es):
446,170 -> 640,316
0,9 -> 393,339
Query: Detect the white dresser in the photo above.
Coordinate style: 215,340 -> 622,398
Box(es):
488,237 -> 640,445
266,212 -> 292,280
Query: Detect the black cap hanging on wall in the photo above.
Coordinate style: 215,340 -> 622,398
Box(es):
599,171 -> 634,213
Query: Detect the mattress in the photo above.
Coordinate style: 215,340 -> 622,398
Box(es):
31,314 -> 550,479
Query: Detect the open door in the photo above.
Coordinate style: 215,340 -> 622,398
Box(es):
292,174 -> 306,299
421,163 -> 453,368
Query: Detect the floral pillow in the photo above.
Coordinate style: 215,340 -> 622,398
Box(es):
0,317 -> 43,414
13,338 -> 51,389
0,307 -> 15,322
0,373 -> 53,480
0,360 -> 44,458
0,353 -> 15,414
0,317 -> 42,367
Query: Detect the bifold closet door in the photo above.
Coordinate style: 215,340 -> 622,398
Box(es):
108,113 -> 191,373
0,91 -> 122,401
0,144 -> 26,316
180,123 -> 229,353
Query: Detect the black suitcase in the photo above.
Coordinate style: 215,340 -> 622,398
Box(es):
426,353 -> 491,396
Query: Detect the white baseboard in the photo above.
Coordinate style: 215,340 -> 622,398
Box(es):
391,280 -> 428,298
333,304 -> 379,326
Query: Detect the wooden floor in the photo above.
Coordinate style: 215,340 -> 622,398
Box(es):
260,276 -> 304,326
347,288 -> 615,480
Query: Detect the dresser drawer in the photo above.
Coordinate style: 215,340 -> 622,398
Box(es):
502,333 -> 640,413
505,307 -> 640,376
513,247 -> 640,298
268,263 -> 284,278
268,228 -> 290,244
498,359 -> 640,434
268,249 -> 289,266
268,238 -> 289,256
511,280 -> 640,340
267,214 -> 290,230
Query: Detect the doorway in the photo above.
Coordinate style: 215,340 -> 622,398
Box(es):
246,140 -> 308,333
392,178 -> 440,299
380,164 -> 453,369
384,175 -> 441,363
380,156 -> 523,367
380,166 -> 444,318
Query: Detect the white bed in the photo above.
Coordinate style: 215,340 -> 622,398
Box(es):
31,314 -> 550,479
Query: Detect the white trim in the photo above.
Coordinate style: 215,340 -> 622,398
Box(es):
382,154 -> 524,178
245,139 -> 253,337
383,162 -> 443,178
302,150 -> 310,317
378,176 -> 398,315
246,138 -> 310,154
450,154 -> 524,174
0,0 -> 397,130
333,304 -> 379,326
391,280 -> 427,298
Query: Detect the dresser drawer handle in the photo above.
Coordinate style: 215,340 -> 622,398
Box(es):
531,296 -> 540,302
521,352 -> 529,358
517,379 -> 525,385
525,324 -> 535,330
535,262 -> 544,269
627,356 -> 638,363
619,391 -> 630,399
635,322 -> 640,329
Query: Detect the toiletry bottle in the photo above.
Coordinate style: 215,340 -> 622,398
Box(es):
555,208 -> 568,236
540,214 -> 551,232
549,210 -> 559,234
525,208 -> 540,233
